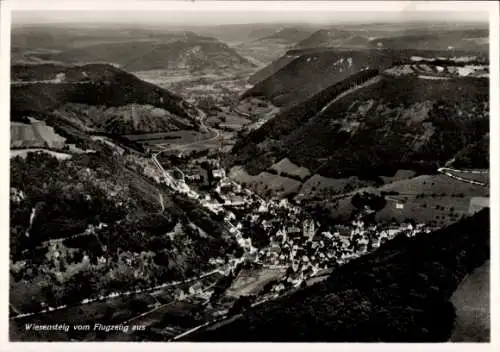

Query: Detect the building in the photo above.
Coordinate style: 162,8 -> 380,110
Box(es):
212,169 -> 226,179
54,72 -> 66,83
302,219 -> 316,239
188,282 -> 203,295
186,174 -> 203,182
174,288 -> 186,300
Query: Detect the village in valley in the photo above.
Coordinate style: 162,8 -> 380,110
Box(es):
117,137 -> 438,337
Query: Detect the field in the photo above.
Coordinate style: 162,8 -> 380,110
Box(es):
132,130 -> 214,150
377,174 -> 488,226
380,169 -> 417,183
10,149 -> 72,160
229,166 -> 302,198
270,158 -> 311,180
379,174 -> 488,196
207,113 -> 252,132
316,173 -> 489,227
126,131 -> 202,145
237,97 -> 280,117
226,268 -> 286,298
298,174 -> 373,199
11,119 -> 66,149
134,69 -> 253,97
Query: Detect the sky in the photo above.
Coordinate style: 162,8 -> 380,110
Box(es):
9,1 -> 490,27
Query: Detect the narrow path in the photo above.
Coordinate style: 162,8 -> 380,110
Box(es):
319,75 -> 382,115
10,303 -> 22,315
159,193 -> 165,212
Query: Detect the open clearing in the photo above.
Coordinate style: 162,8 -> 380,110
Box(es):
226,268 -> 286,298
379,174 -> 488,196
229,166 -> 302,198
135,130 -> 203,146
376,174 -> 487,226
11,149 -> 72,160
298,174 -> 373,199
11,119 -> 66,149
270,158 -> 311,180
324,174 -> 488,226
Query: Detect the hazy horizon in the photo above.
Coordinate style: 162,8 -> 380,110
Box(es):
11,9 -> 489,28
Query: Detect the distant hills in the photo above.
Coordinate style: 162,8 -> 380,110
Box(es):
295,29 -> 364,49
12,28 -> 256,74
241,47 -> 488,108
295,28 -> 489,52
255,27 -> 316,45
232,26 -> 316,67
11,63 -> 202,135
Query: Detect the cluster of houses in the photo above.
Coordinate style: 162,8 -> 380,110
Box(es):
255,213 -> 430,292
154,152 -> 434,305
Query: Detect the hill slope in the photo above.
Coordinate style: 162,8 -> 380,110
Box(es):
241,50 -> 394,107
294,29 -> 364,49
241,48 -> 488,108
189,209 -> 489,342
231,75 -> 489,178
11,63 -> 202,134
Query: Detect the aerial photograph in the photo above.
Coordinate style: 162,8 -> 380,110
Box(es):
7,0 -> 492,343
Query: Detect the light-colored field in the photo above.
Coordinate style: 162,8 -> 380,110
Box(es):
326,174 -> 488,226
375,195 -> 469,227
450,261 -> 490,342
11,119 -> 66,149
229,166 -> 302,198
298,174 -> 373,199
380,169 -> 417,183
226,268 -> 286,298
10,149 -> 72,160
379,174 -> 488,196
217,114 -> 252,131
124,132 -> 183,142
237,98 -> 280,119
270,158 -> 311,180
375,174 -> 487,225
143,131 -> 208,146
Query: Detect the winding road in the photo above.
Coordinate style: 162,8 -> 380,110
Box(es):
437,167 -> 488,186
